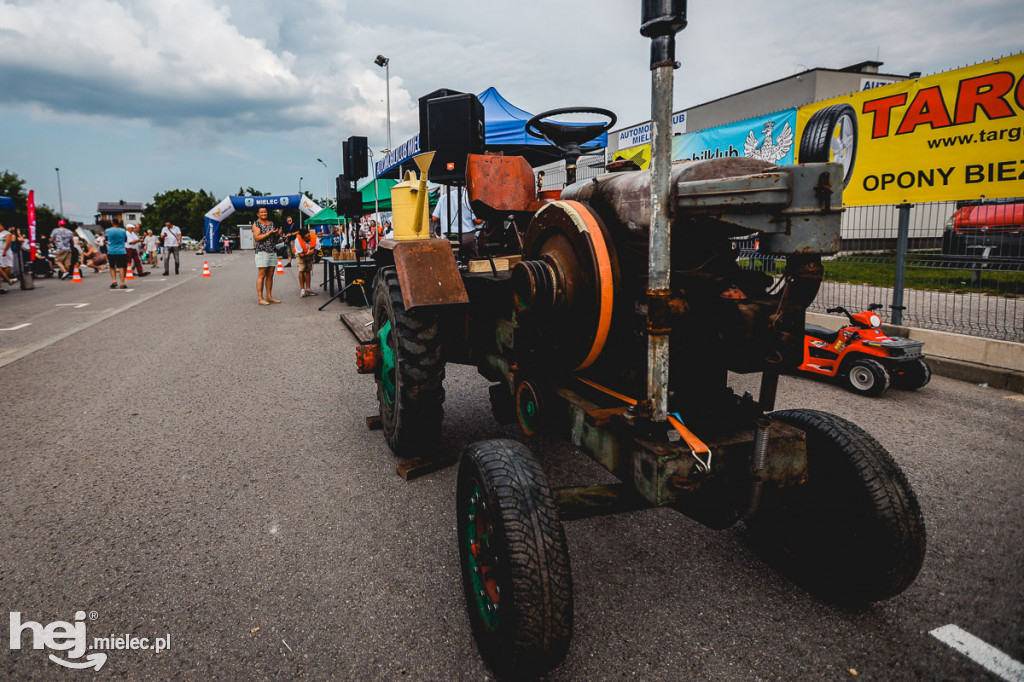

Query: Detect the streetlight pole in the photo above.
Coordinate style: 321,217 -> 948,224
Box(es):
299,176 -> 304,230
316,158 -> 329,207
375,55 -> 391,151
55,167 -> 64,217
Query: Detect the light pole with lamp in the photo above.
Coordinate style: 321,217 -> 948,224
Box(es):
55,167 -> 64,217
316,158 -> 329,207
374,55 -> 391,151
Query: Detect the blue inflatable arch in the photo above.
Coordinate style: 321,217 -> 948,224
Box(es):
203,194 -> 323,253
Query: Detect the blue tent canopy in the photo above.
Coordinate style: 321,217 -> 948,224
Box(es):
478,87 -> 608,149
0,196 -> 14,210
376,88 -> 610,176
478,87 -> 608,166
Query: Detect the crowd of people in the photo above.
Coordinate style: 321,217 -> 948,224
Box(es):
0,218 -> 191,294
3,199 -> 486,302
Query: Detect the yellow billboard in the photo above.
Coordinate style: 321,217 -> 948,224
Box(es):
797,53 -> 1024,206
612,143 -> 651,170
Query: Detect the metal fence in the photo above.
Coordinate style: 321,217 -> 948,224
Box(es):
740,201 -> 1024,343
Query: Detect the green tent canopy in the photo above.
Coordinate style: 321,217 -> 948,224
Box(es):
303,181 -> 441,221
358,178 -> 397,212
304,206 -> 344,226
357,178 -> 440,213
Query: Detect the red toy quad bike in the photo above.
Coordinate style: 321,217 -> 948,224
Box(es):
799,303 -> 931,396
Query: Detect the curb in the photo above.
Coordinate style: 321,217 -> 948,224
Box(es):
925,356 -> 1024,393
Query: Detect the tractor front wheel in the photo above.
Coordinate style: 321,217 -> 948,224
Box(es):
457,439 -> 573,678
746,409 -> 926,604
372,266 -> 445,457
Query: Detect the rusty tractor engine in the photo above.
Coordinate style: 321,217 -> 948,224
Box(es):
506,157 -> 839,428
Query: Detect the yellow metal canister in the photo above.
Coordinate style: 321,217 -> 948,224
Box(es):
391,171 -> 432,240
391,151 -> 435,241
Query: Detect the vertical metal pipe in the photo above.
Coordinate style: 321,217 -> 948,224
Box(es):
647,61 -> 674,422
55,167 -> 64,217
892,202 -> 912,326
385,61 -> 392,152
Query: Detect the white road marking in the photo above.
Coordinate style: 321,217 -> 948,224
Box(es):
930,624 -> 1024,682
0,275 -> 192,369
55,303 -> 90,309
0,323 -> 31,331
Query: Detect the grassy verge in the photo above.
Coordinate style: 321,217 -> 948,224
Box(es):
738,252 -> 1024,297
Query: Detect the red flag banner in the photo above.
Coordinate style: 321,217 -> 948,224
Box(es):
27,189 -> 37,260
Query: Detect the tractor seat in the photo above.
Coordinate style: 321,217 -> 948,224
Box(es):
804,324 -> 840,344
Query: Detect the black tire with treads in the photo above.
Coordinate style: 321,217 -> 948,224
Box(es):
890,358 -> 932,391
372,266 -> 444,456
746,410 -> 926,604
457,439 -> 573,678
799,103 -> 858,187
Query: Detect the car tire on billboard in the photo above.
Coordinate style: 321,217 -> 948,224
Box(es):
799,103 -> 858,188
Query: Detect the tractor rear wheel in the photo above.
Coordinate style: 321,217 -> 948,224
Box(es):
372,266 -> 445,457
457,439 -> 573,678
890,358 -> 932,390
746,409 -> 926,604
845,357 -> 890,397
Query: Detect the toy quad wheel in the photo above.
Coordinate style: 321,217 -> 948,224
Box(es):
746,410 -> 926,604
371,266 -> 445,456
890,358 -> 932,391
457,439 -> 573,678
844,357 -> 890,397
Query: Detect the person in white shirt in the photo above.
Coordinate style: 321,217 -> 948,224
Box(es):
431,187 -> 481,257
431,187 -> 478,236
143,229 -> 159,266
160,221 -> 182,275
125,225 -> 149,276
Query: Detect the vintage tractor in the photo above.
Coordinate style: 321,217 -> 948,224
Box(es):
356,3 -> 925,677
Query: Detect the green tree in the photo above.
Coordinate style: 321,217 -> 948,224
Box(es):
0,169 -> 72,235
0,170 -> 28,207
141,188 -> 218,240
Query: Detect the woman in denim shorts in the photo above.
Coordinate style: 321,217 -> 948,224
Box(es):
253,207 -> 282,305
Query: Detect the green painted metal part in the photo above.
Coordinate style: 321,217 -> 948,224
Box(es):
464,481 -> 499,632
377,320 -> 395,406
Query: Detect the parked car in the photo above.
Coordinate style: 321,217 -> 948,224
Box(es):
941,198 -> 1024,261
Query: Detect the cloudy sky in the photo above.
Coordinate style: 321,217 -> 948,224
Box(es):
1,0 -> 1021,223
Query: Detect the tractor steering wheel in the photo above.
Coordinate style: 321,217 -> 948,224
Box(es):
525,107 -> 617,152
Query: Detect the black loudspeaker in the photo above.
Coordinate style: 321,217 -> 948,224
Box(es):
419,88 -> 463,152
427,93 -> 485,184
337,174 -> 358,215
343,136 -> 369,180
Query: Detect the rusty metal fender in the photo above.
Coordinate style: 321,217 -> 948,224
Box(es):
389,238 -> 469,310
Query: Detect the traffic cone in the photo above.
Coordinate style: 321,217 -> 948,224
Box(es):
202,261 -> 212,278
125,263 -> 135,281
71,265 -> 83,283
276,258 -> 285,274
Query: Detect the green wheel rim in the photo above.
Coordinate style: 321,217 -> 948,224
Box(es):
464,481 -> 500,632
377,319 -> 396,406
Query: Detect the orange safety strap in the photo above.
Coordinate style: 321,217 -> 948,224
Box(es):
576,376 -> 713,470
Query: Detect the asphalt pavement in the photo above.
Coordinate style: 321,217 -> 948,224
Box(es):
1,253 -> 1021,680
